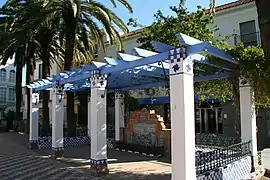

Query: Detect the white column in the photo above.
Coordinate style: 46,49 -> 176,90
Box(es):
169,47 -> 196,180
90,71 -> 108,174
88,94 -> 91,136
29,89 -> 39,149
51,84 -> 64,159
115,90 -> 125,142
239,79 -> 258,161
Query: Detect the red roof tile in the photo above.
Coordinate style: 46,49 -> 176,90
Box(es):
215,0 -> 255,12
126,0 -> 255,37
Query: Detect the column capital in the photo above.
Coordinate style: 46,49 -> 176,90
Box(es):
52,83 -> 64,95
115,90 -> 125,99
239,78 -> 251,88
90,70 -> 107,89
169,46 -> 193,76
31,93 -> 39,105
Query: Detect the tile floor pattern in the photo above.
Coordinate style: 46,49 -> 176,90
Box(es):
0,136 -> 101,180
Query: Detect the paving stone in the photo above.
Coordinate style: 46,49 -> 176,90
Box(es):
0,133 -> 99,180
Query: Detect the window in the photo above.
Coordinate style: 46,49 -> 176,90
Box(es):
9,70 -> 15,82
8,88 -> 15,101
38,64 -> 42,79
239,20 -> 258,46
0,87 -> 7,104
0,69 -> 6,81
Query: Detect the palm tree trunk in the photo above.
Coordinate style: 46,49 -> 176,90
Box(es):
64,25 -> 77,137
15,61 -> 23,126
77,92 -> 88,126
41,50 -> 50,136
26,58 -> 35,134
255,0 -> 270,72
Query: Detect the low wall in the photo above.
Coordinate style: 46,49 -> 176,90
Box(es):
197,156 -> 252,180
163,130 -> 241,155
37,136 -> 116,149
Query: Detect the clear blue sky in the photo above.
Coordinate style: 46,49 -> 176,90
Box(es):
98,0 -> 235,30
0,0 -> 235,31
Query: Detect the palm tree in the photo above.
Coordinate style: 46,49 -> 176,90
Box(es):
1,0 -> 133,136
255,0 -> 270,71
56,0 -> 133,136
0,2 -> 32,124
34,19 -> 64,136
0,1 -> 64,133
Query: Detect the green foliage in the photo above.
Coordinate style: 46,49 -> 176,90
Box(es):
124,92 -> 140,111
136,4 -> 270,108
197,43 -> 270,108
137,5 -> 215,50
230,44 -> 270,108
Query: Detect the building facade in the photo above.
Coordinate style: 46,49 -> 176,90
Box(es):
0,59 -> 16,119
102,0 -> 266,143
29,0 -> 270,148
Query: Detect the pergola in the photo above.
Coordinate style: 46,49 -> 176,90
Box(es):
28,33 -> 257,180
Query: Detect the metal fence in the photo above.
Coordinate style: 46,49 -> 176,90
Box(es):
234,32 -> 260,47
195,133 -> 241,148
195,141 -> 251,174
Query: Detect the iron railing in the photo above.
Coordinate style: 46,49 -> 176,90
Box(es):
195,141 -> 251,174
195,133 -> 241,148
234,32 -> 260,47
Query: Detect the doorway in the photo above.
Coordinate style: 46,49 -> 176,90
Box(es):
207,109 -> 217,133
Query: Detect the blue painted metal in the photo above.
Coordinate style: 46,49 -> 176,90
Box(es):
149,41 -> 233,71
29,32 -> 238,92
176,33 -> 238,64
137,96 -> 229,105
151,41 -> 174,52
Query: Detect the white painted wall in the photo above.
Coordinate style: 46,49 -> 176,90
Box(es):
34,60 -> 59,80
213,2 -> 260,47
99,34 -> 142,59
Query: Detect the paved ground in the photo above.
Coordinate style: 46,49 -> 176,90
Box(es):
2,132 -> 171,180
36,145 -> 171,180
0,133 -> 101,180
262,148 -> 270,170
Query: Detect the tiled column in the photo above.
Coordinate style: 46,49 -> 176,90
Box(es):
88,93 -> 91,136
29,89 -> 39,149
51,84 -> 64,159
239,79 -> 258,169
90,71 -> 108,174
169,47 -> 196,180
114,90 -> 125,143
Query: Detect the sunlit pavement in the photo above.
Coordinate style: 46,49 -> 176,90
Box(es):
1,132 -> 171,180
0,134 -> 100,180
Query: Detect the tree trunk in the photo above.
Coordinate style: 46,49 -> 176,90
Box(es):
15,61 -> 23,125
64,24 -> 77,137
41,49 -> 50,136
26,58 -> 35,134
77,92 -> 88,126
231,77 -> 241,136
255,0 -> 270,75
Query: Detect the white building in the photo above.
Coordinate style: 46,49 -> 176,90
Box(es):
213,0 -> 260,47
98,0 -> 260,98
29,0 -> 259,127
100,0 -> 259,58
0,59 -> 16,118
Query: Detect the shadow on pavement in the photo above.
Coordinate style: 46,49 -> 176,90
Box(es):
1,132 -> 172,180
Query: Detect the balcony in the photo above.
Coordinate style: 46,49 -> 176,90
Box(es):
234,32 -> 261,47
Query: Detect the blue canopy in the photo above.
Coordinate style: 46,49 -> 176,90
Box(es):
28,33 -> 238,92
